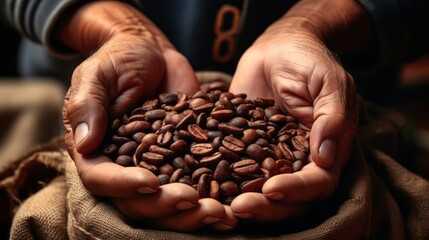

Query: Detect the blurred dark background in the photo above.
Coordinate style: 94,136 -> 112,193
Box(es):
0,24 -> 20,77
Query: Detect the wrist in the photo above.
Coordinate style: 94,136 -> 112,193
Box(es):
269,0 -> 372,55
56,1 -> 167,55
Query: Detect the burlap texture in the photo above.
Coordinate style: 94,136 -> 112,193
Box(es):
1,74 -> 429,239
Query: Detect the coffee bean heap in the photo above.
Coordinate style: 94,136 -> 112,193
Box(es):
102,81 -> 310,205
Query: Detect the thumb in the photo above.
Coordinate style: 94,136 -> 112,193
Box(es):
310,72 -> 357,168
64,83 -> 109,155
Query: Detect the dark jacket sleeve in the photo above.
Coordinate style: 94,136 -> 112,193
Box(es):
357,0 -> 429,69
0,0 -> 141,57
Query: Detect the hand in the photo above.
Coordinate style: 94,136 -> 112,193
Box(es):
61,1 -> 235,231
228,16 -> 358,221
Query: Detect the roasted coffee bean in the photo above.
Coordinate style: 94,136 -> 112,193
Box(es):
172,157 -> 190,174
209,180 -> 221,199
118,141 -> 138,156
159,163 -> 174,176
276,159 -> 293,174
159,93 -> 177,104
179,176 -> 194,186
142,152 -> 164,165
170,139 -> 188,155
197,174 -> 212,198
218,123 -> 243,136
123,121 -> 151,136
188,124 -> 209,142
222,136 -> 245,154
190,143 -> 213,157
293,160 -> 304,172
213,160 -> 230,182
219,146 -> 241,162
220,181 -> 240,197
291,135 -> 309,152
145,109 -> 166,121
116,155 -> 133,167
102,81 -> 311,205
103,143 -> 118,157
246,144 -> 265,162
158,174 -> 170,185
157,131 -> 173,147
191,167 -> 213,183
149,145 -> 175,159
261,157 -> 278,176
142,98 -> 160,111
211,109 -> 235,121
199,152 -> 223,167
141,133 -> 158,145
240,178 -> 266,193
170,168 -> 185,183
241,129 -> 258,145
232,159 -> 260,176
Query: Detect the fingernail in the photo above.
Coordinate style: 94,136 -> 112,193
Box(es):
74,123 -> 89,147
137,186 -> 157,194
176,201 -> 197,210
234,212 -> 253,219
202,216 -> 221,224
265,192 -> 284,200
319,139 -> 336,167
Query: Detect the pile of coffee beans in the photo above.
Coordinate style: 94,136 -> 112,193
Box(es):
102,81 -> 310,205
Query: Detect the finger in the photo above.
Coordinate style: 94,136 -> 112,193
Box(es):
230,192 -> 306,222
112,183 -> 199,219
229,52 -> 273,99
72,150 -> 160,198
162,49 -> 200,96
211,206 -> 238,231
261,162 -> 340,203
151,198 -> 227,232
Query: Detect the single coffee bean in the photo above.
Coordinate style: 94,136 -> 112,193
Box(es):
145,109 -> 166,121
291,135 -> 309,152
118,141 -> 138,156
170,139 -> 188,155
149,145 -> 175,159
159,93 -> 177,104
172,157 -> 191,174
199,152 -> 223,167
240,178 -> 266,193
210,180 -> 220,200
190,143 -> 214,157
246,144 -> 265,162
220,181 -> 240,197
197,173 -> 212,198
158,174 -> 170,185
191,167 -> 213,183
222,136 -> 245,154
232,159 -> 260,176
142,152 -> 164,165
188,124 -> 209,142
170,168 -> 185,183
159,163 -> 174,176
213,160 -> 231,182
116,155 -> 133,167
276,159 -> 293,174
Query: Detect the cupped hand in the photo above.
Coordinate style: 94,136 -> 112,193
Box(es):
229,26 -> 358,221
61,1 -> 235,231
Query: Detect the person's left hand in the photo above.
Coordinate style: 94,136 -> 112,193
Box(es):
228,16 -> 358,222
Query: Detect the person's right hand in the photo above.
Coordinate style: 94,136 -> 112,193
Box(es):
60,1 -> 236,231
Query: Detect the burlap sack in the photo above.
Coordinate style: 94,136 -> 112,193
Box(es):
2,74 -> 429,239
